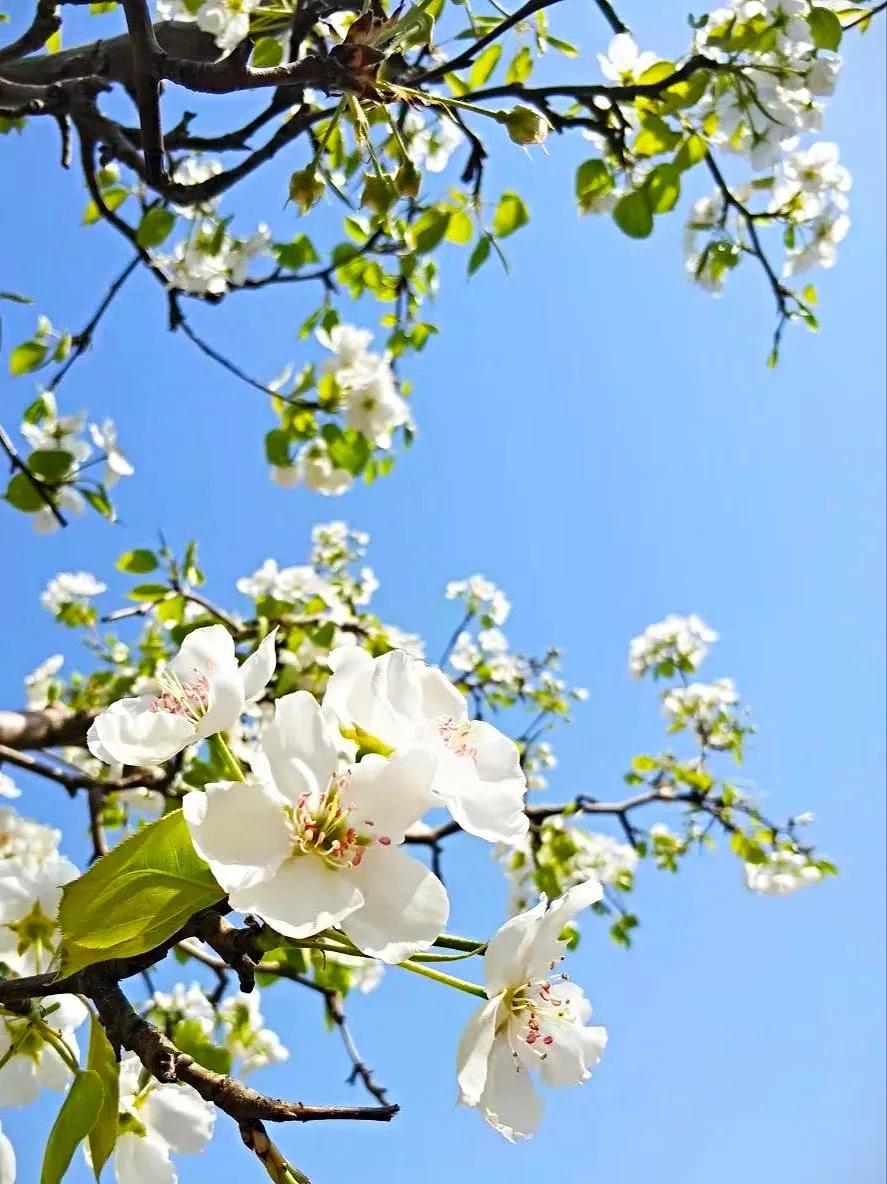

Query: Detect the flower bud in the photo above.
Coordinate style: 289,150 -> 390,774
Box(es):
505,105 -> 549,147
288,168 -> 325,213
395,160 -> 421,199
361,172 -> 397,215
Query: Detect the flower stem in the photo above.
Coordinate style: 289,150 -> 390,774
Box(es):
398,959 -> 487,999
37,1023 -> 82,1074
206,733 -> 245,782
432,933 -> 487,953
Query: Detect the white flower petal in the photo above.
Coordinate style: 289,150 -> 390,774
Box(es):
229,855 -> 363,940
456,996 -> 503,1105
340,845 -> 449,963
0,1120 -> 15,1184
239,628 -> 278,703
170,625 -> 244,737
478,1032 -> 543,1141
420,666 -> 466,720
521,880 -> 603,982
142,1082 -> 215,1154
346,749 -> 436,843
87,697 -> 194,766
483,899 -> 548,997
114,1130 -> 175,1184
182,781 -> 291,892
263,692 -> 338,805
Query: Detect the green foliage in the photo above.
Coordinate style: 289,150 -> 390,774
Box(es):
613,191 -> 654,239
41,1070 -> 105,1184
492,192 -> 529,238
136,207 -> 176,249
58,811 -> 224,976
116,549 -> 158,574
86,1015 -> 119,1180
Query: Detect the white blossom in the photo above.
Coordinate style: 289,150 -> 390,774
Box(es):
112,1052 -> 215,1184
218,991 -> 289,1075
89,419 -> 135,485
0,775 -> 20,801
445,576 -> 511,626
323,647 -> 529,845
24,654 -> 64,709
40,571 -> 106,616
629,614 -> 718,678
744,848 -> 823,895
87,625 -> 278,766
184,690 -> 449,962
404,111 -> 462,173
597,34 -> 658,83
456,882 -> 607,1140
0,1119 -> 14,1184
0,807 -> 62,870
0,996 -> 86,1109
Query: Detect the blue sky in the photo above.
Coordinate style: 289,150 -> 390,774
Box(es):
0,4 -> 884,1183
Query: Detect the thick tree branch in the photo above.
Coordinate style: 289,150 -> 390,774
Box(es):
0,704 -> 94,749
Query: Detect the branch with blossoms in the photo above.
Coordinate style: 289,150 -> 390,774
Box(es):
1,0 -> 883,531
0,521 -> 835,1178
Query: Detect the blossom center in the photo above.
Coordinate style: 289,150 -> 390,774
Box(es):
437,717 -> 478,762
287,773 -> 390,870
150,668 -> 211,722
508,976 -> 573,1050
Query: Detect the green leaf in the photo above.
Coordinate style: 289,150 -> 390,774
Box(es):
468,44 -> 502,88
172,1018 -> 232,1073
505,45 -> 533,84
128,582 -> 172,601
575,158 -> 613,212
633,115 -> 681,157
83,187 -> 128,226
251,34 -> 284,67
86,1016 -> 119,1180
28,449 -> 74,481
613,190 -> 654,238
136,207 -> 176,249
9,338 -> 48,375
265,428 -> 292,467
809,6 -> 842,50
5,471 -> 47,512
637,60 -> 677,85
322,425 -> 370,476
445,209 -> 473,245
645,163 -> 681,214
674,133 -> 707,173
273,234 -> 320,271
412,208 -> 451,253
492,191 -> 529,238
58,811 -> 224,976
41,1070 -> 105,1184
82,486 -> 115,521
467,234 -> 492,275
116,549 -> 158,575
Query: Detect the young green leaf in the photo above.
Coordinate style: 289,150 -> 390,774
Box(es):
41,1070 -> 105,1184
86,1015 -> 119,1180
58,810 -> 224,976
492,192 -> 529,238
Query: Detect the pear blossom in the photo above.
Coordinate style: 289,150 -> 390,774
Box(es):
0,775 -> 20,801
21,405 -> 91,464
323,647 -> 529,845
0,853 -> 78,975
597,33 -> 658,83
148,983 -> 215,1036
112,1052 -> 215,1184
744,848 -> 823,895
0,994 -> 86,1108
456,882 -> 607,1140
293,440 -> 354,496
33,487 -> 85,535
0,1119 -> 14,1184
89,419 -> 134,485
24,654 -> 64,708
218,991 -> 289,1075
40,571 -> 106,616
662,678 -> 742,747
629,613 -> 718,677
445,576 -> 511,626
0,806 -> 60,866
87,625 -> 278,766
196,0 -> 260,51
183,690 -> 449,962
404,111 -> 462,173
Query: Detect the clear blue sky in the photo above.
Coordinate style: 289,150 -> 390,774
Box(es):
0,5 -> 884,1182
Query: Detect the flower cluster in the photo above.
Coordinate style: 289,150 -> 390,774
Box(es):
629,614 -> 718,678
662,677 -> 749,752
40,571 -> 106,623
153,221 -> 271,297
744,846 -> 824,895
156,0 -> 261,52
504,820 -> 638,913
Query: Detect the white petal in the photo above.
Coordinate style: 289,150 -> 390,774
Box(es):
87,697 -> 194,766
434,721 -> 528,845
182,781 -> 291,892
0,1047 -> 39,1108
478,1032 -> 543,1141
420,666 -> 466,721
346,749 -> 436,844
522,880 -> 603,982
170,625 -> 243,738
143,1082 -> 215,1154
239,628 -> 278,703
483,899 -> 548,996
229,855 -> 363,940
34,1041 -> 73,1093
114,1130 -> 175,1184
262,692 -> 338,805
340,845 -> 449,963
0,1123 -> 15,1184
456,996 -> 503,1105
